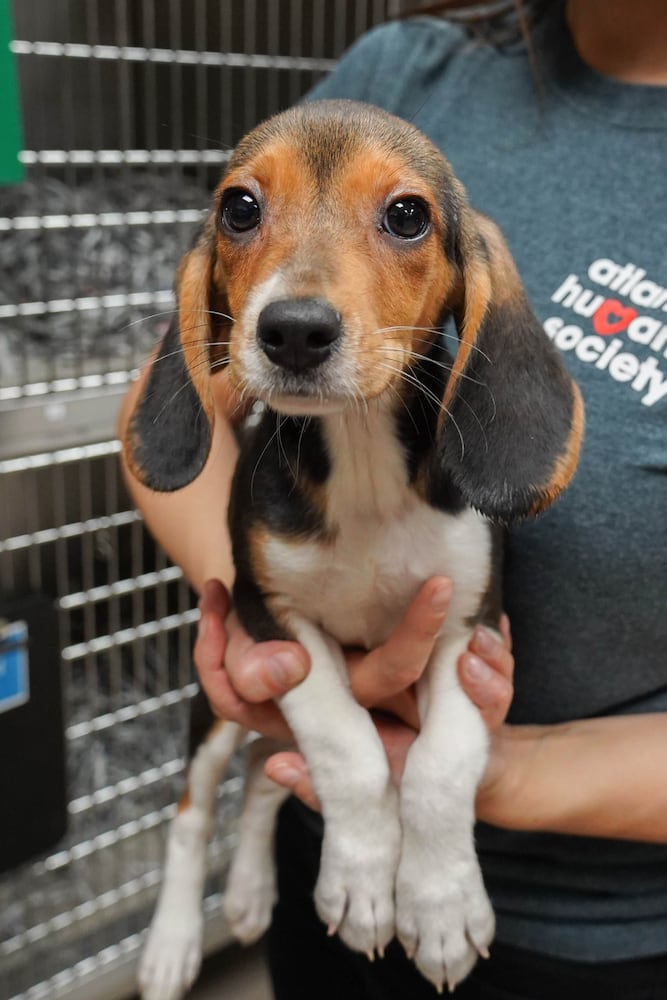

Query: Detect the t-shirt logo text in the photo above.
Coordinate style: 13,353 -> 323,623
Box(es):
544,259 -> 667,407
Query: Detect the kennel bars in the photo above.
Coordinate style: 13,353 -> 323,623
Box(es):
0,3 -> 404,998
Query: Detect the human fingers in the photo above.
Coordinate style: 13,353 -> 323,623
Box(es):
265,714 -> 419,810
372,691 -> 421,731
265,751 -> 321,812
498,613 -> 512,653
197,579 -> 311,704
193,581 -> 295,740
470,620 -> 514,678
199,577 -> 230,618
458,623 -> 514,731
224,609 -> 311,702
193,579 -> 230,684
373,712 -> 419,785
348,577 -> 452,708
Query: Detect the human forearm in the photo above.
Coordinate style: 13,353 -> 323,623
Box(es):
118,367 -> 239,592
480,713 -> 667,843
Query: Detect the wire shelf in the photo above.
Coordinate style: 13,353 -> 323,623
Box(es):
0,2 -> 404,998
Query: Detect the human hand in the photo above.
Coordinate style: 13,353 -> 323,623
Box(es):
194,577 -> 514,812
459,613 -> 514,732
193,578 -> 308,741
266,617 -> 515,811
193,576 -> 453,739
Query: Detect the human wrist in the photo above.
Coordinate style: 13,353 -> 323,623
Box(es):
475,724 -> 549,830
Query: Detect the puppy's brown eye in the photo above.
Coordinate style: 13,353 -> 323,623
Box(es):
383,199 -> 429,240
221,189 -> 261,233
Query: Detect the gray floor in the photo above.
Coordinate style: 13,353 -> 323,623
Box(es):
189,943 -> 273,1000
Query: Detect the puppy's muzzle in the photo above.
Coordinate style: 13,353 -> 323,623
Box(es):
257,297 -> 342,374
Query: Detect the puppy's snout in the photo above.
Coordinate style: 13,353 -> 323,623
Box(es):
257,298 -> 342,373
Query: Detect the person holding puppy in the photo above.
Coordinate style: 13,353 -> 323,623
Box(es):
120,1 -> 667,996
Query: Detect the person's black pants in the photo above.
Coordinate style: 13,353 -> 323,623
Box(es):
267,799 -> 667,1000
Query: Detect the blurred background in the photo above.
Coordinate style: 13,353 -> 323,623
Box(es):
0,2 -> 408,998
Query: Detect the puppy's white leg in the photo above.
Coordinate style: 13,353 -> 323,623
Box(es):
139,719 -> 245,1000
396,634 -> 495,993
278,616 -> 401,958
223,738 -> 290,943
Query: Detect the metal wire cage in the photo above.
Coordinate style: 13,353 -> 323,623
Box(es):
0,3 -> 404,998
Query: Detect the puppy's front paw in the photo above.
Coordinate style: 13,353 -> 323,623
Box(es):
396,850 -> 494,992
139,907 -> 204,1000
315,801 -> 401,958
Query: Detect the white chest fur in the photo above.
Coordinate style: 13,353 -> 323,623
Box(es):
263,408 -> 492,649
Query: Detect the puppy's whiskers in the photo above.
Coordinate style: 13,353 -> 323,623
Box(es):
374,341 -> 495,445
376,361 -> 467,460
120,309 -> 179,334
377,363 -> 441,415
294,416 -> 311,489
249,420 -> 281,503
376,325 -> 492,364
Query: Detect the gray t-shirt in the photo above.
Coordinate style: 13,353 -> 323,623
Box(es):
309,2 -> 667,962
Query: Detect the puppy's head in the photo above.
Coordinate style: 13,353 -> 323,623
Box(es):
125,99 -> 582,520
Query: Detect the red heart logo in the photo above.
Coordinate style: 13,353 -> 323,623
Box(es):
593,299 -> 638,336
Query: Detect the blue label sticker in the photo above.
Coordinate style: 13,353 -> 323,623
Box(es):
0,619 -> 30,713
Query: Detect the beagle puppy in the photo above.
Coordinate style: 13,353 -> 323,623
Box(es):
126,100 -> 583,998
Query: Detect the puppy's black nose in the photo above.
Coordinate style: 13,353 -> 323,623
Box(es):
257,298 -> 341,373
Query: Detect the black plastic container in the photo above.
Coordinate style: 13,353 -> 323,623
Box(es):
0,594 -> 67,872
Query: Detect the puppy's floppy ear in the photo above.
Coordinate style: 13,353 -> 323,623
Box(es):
440,209 -> 584,522
124,215 -> 230,492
